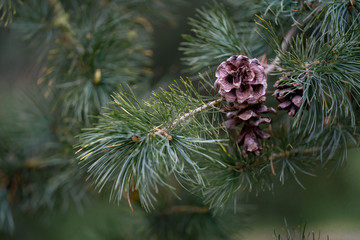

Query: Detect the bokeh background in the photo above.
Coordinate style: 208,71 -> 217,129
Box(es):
1,1 -> 360,239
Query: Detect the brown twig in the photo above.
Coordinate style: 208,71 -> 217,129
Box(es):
264,26 -> 298,75
228,146 -> 322,172
151,98 -> 223,138
161,205 -> 209,215
167,98 -> 223,130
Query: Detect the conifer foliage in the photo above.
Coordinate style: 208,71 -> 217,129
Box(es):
1,0 -> 360,239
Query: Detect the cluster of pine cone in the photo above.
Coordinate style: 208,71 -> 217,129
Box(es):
214,55 -> 275,157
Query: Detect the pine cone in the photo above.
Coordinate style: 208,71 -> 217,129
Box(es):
215,55 -> 275,157
274,75 -> 303,116
214,55 -> 267,105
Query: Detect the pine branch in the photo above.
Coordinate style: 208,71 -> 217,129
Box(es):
279,27 -> 360,132
0,88 -> 91,234
201,117 -> 360,210
198,124 -> 323,210
48,0 -> 84,53
76,78 -> 225,210
180,3 -> 250,72
260,0 -> 323,25
258,7 -> 360,134
39,1 -> 153,123
228,146 -> 321,172
9,0 -> 86,51
167,98 -> 223,130
317,1 -> 360,36
264,26 -> 297,74
258,2 -> 326,75
3,1 -> 360,237
161,205 -> 209,215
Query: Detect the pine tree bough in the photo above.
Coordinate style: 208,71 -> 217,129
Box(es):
49,0 -> 84,54
167,98 -> 223,130
264,26 -> 297,75
3,0 -> 360,236
151,98 -> 223,140
214,55 -> 275,157
228,146 -> 322,173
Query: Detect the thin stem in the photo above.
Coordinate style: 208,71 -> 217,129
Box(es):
228,146 -> 321,172
167,98 -> 223,130
264,4 -> 324,75
161,205 -> 209,215
264,26 -> 298,75
271,146 -> 321,159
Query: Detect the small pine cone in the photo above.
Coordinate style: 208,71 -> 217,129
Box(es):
274,76 -> 304,116
215,55 -> 275,157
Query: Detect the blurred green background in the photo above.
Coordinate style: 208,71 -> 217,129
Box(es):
1,1 -> 360,239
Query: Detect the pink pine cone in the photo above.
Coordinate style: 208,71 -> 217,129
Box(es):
214,55 -> 267,105
215,55 -> 275,157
